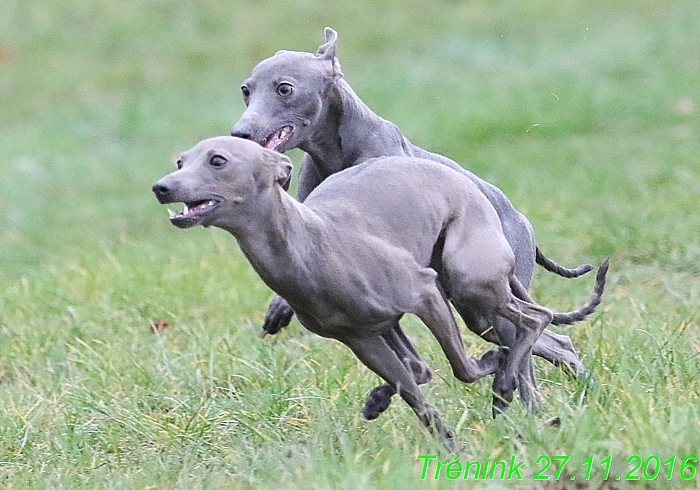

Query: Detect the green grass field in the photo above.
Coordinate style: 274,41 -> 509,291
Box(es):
1,0 -> 699,488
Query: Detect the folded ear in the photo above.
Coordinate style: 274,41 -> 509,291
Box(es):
269,152 -> 293,190
316,27 -> 343,78
278,160 -> 292,191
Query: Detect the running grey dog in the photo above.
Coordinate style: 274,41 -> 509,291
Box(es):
153,136 -> 603,448
231,28 -> 606,413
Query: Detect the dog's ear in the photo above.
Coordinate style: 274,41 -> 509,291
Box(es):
316,28 -> 338,58
267,151 -> 293,190
276,155 -> 293,191
316,27 -> 343,78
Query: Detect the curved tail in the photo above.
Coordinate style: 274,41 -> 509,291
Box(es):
536,246 -> 594,279
551,259 -> 609,325
510,259 -> 609,326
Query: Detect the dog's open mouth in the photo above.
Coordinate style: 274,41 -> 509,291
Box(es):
168,199 -> 220,228
263,126 -> 294,151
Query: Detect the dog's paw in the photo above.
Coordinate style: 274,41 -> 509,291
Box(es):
440,428 -> 456,452
407,359 -> 433,385
362,384 -> 395,420
262,296 -> 295,336
478,346 -> 509,375
491,372 -> 517,417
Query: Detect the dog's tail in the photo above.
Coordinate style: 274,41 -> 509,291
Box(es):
536,246 -> 594,278
510,259 -> 609,325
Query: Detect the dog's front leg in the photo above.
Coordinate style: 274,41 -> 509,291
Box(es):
492,296 -> 553,416
345,334 -> 455,450
363,324 -> 433,420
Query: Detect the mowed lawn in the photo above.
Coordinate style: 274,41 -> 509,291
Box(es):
1,1 -> 699,488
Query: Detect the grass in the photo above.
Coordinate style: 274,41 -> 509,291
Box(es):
1,0 -> 699,488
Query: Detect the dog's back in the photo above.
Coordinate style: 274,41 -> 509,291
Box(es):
303,157 -> 506,261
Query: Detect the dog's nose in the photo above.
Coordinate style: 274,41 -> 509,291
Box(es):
152,181 -> 172,203
231,127 -> 253,140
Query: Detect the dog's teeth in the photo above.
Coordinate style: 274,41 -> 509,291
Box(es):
183,204 -> 189,216
167,209 -> 176,218
208,200 -> 216,206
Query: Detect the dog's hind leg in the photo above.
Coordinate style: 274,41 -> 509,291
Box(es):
412,272 -> 504,384
531,332 -> 583,374
492,286 -> 553,416
499,207 -> 585,375
344,334 -> 454,450
492,316 -> 540,411
440,219 -> 541,408
452,307 -> 540,412
363,323 -> 433,420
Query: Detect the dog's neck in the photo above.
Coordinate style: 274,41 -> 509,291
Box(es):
218,187 -> 323,305
299,78 -> 410,177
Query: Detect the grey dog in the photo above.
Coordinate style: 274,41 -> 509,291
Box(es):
153,136 -> 604,447
231,28 -> 606,412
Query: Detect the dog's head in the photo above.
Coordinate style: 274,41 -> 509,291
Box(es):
231,28 -> 343,154
152,136 -> 292,230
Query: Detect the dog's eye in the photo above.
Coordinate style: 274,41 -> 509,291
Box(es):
277,82 -> 294,97
176,159 -> 183,170
241,85 -> 251,101
209,154 -> 228,168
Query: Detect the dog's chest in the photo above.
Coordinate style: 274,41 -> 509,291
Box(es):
294,308 -> 397,341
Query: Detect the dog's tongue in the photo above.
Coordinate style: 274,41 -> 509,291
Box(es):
264,127 -> 292,150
